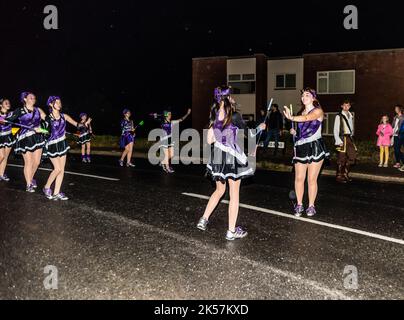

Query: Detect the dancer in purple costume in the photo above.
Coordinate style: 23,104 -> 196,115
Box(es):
160,108 -> 191,173
197,86 -> 266,241
42,96 -> 92,201
77,113 -> 93,163
283,88 -> 330,217
119,109 -> 136,168
0,99 -> 15,182
3,92 -> 46,192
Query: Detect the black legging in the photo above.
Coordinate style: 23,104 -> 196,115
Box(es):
393,136 -> 404,164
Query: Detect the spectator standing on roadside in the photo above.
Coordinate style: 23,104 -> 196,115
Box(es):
392,105 -> 404,169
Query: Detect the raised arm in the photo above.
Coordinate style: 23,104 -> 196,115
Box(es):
64,114 -> 79,128
232,112 -> 266,136
174,108 -> 192,123
284,106 -> 323,123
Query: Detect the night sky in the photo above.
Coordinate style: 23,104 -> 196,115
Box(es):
1,0 -> 404,134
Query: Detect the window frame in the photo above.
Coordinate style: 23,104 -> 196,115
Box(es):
322,111 -> 355,136
316,70 -> 356,95
228,73 -> 256,94
275,73 -> 297,90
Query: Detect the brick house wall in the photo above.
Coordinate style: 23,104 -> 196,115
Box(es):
192,57 -> 227,132
304,49 -> 404,140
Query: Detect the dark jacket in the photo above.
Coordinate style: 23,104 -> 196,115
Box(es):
268,111 -> 283,131
400,120 -> 404,139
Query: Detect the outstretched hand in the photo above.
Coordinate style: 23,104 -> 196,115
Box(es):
283,106 -> 293,121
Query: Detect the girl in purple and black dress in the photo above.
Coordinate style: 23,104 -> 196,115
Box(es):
160,108 -> 191,173
0,99 -> 15,182
283,88 -> 330,217
5,92 -> 47,192
42,96 -> 92,200
77,113 -> 93,163
119,109 -> 136,168
197,86 -> 266,241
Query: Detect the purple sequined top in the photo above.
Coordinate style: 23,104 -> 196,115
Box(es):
47,113 -> 67,142
0,112 -> 12,132
296,108 -> 322,142
18,107 -> 41,135
121,119 -> 134,135
78,122 -> 91,135
162,121 -> 172,136
212,112 -> 242,154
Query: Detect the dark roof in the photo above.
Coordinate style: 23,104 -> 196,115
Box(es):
193,47 -> 404,61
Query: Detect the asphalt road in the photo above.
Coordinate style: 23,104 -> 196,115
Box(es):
0,154 -> 403,300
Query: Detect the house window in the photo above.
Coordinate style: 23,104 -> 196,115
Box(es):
228,74 -> 241,81
275,74 -> 296,90
228,74 -> 256,94
322,112 -> 355,136
317,70 -> 355,94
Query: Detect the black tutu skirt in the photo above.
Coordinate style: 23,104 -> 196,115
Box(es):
0,132 -> 16,148
206,143 -> 254,182
43,139 -> 70,158
14,132 -> 46,154
293,138 -> 330,164
78,133 -> 92,145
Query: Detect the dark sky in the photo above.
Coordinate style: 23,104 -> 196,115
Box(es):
1,0 -> 404,134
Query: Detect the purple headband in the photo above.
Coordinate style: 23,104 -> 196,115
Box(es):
123,109 -> 131,115
214,87 -> 231,103
20,92 -> 34,103
47,96 -> 60,107
301,88 -> 318,99
79,113 -> 88,119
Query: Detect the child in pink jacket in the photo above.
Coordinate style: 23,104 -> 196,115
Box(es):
376,115 -> 394,167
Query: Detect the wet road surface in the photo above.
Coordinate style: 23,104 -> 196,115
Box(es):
0,154 -> 403,300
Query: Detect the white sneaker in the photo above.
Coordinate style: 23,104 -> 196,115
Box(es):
197,218 -> 209,231
53,193 -> 69,201
226,227 -> 248,241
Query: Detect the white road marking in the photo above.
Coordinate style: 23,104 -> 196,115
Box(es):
77,204 -> 351,300
8,164 -> 119,182
182,192 -> 404,246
